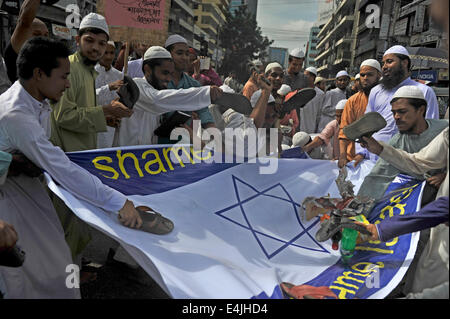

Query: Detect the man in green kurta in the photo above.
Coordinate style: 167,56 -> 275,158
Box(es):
358,86 -> 448,208
50,14 -> 132,266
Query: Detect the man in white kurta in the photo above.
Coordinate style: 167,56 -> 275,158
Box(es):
299,67 -> 324,133
115,46 -> 221,147
0,37 -> 141,298
95,41 -> 124,148
317,70 -> 349,132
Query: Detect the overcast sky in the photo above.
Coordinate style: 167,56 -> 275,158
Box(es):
256,0 -> 321,54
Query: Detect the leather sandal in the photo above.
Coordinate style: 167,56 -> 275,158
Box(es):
343,112 -> 387,142
136,206 -> 174,235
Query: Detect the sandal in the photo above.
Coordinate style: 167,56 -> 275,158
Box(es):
343,112 -> 387,142
280,282 -> 337,299
281,88 -> 316,114
136,206 -> 174,235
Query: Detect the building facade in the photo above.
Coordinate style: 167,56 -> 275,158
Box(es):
168,0 -> 196,47
305,26 -> 320,68
315,0 -> 358,78
268,47 -> 288,69
194,0 -> 230,67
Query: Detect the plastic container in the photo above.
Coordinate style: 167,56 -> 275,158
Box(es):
340,215 -> 364,265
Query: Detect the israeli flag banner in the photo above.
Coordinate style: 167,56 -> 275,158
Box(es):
46,145 -> 423,299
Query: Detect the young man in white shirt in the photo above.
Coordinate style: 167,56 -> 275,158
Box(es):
0,37 -> 153,298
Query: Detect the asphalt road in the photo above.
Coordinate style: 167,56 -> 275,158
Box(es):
80,226 -> 170,299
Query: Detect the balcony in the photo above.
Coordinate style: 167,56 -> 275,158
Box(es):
334,51 -> 352,65
315,47 -> 332,62
335,35 -> 352,48
317,15 -> 355,50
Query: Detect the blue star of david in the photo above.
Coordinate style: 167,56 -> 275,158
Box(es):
214,175 -> 329,259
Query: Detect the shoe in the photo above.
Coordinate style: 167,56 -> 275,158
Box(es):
280,282 -> 337,299
118,75 -> 140,109
136,206 -> 174,235
281,88 -> 316,114
315,216 -> 372,242
343,112 -> 387,142
0,245 -> 25,268
214,93 -> 253,115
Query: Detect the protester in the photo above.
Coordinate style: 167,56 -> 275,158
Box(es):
242,65 -> 260,100
95,41 -> 124,149
315,76 -> 326,92
49,14 -> 134,278
299,67 -> 324,133
338,59 -> 382,168
264,62 -> 284,97
283,48 -> 307,90
189,48 -> 223,86
0,37 -> 151,298
3,0 -> 49,83
278,84 -> 298,143
302,99 -> 347,160
116,42 -> 149,77
157,35 -> 216,144
355,45 -> 439,163
357,86 -> 447,204
114,46 -> 223,147
318,70 -> 349,131
224,70 -> 243,93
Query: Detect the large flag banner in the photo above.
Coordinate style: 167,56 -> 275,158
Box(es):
47,145 -> 423,299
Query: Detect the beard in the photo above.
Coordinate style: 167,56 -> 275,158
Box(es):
381,66 -> 406,90
81,54 -> 98,66
147,73 -> 166,90
362,80 -> 379,95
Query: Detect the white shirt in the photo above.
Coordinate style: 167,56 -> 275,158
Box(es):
125,59 -> 144,79
0,81 -> 127,212
95,64 -> 123,148
318,87 -> 346,132
300,87 -> 325,134
115,77 -> 212,147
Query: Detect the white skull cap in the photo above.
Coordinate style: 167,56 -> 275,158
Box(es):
384,45 -> 410,57
391,85 -> 426,103
305,67 -> 317,76
292,132 -> 310,148
143,46 -> 172,61
265,62 -> 283,74
165,34 -> 188,48
314,76 -> 325,85
336,70 -> 350,78
360,59 -> 382,73
290,48 -> 305,59
79,13 -> 109,37
250,90 -> 276,108
277,84 -> 292,96
335,99 -> 347,110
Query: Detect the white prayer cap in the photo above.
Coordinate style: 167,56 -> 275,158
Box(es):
165,34 -> 188,48
265,62 -> 283,74
220,84 -> 235,93
277,84 -> 292,96
355,74 -> 360,80
391,85 -> 426,102
384,45 -> 410,57
79,13 -> 109,37
290,48 -> 305,59
143,46 -> 172,61
360,59 -> 382,73
292,132 -> 310,148
336,70 -> 350,78
314,76 -> 325,85
305,67 -> 318,76
107,41 -> 115,48
335,99 -> 347,110
250,90 -> 276,108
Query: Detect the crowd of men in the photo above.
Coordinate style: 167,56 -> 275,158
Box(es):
0,0 -> 448,299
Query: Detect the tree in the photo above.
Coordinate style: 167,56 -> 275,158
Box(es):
218,6 -> 273,84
